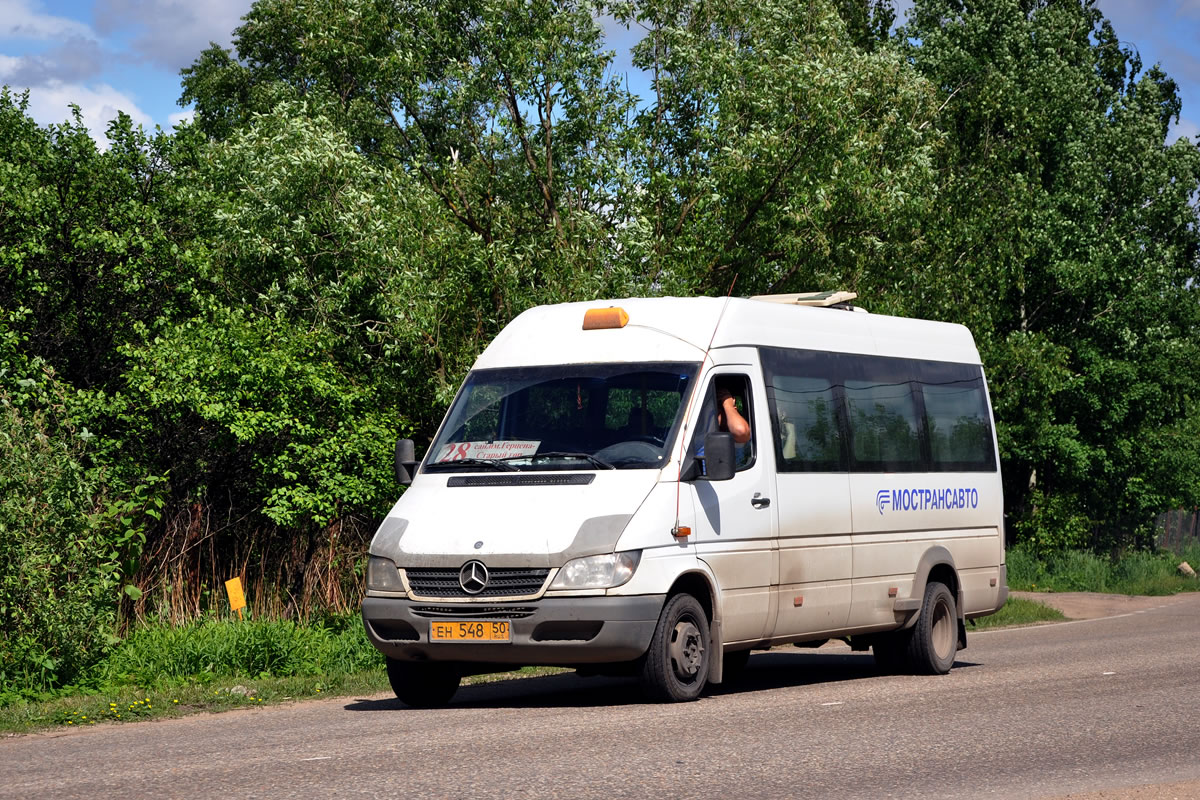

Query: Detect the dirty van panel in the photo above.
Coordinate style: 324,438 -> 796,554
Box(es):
687,360 -> 779,644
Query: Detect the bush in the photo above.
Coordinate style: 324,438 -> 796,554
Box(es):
97,614 -> 380,689
1007,543 -> 1200,596
0,387 -> 126,695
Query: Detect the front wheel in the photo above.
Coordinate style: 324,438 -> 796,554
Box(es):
640,593 -> 711,702
386,658 -> 461,707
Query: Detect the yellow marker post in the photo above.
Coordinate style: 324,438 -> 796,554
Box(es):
225,577 -> 246,620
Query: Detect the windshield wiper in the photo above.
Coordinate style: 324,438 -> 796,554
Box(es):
430,457 -> 518,472
524,451 -> 617,470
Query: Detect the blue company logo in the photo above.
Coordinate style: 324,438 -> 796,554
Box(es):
876,487 -> 980,516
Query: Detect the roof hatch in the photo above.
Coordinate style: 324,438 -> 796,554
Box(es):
749,291 -> 862,310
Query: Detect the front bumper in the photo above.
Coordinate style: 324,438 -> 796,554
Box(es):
362,594 -> 665,666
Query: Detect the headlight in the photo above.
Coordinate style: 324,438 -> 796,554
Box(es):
366,556 -> 404,592
550,551 -> 641,590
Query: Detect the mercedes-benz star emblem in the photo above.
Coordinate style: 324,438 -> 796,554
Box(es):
459,560 -> 489,595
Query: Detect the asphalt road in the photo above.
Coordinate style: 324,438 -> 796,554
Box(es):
4,593 -> 1199,800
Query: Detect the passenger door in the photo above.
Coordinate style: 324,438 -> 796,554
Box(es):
687,356 -> 779,644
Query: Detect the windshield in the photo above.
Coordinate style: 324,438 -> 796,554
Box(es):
425,362 -> 700,471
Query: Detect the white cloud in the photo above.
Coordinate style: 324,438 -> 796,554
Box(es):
0,0 -> 96,41
93,0 -> 254,72
0,35 -> 106,87
0,53 -> 20,77
23,81 -> 155,148
168,107 -> 194,128
1171,116 -> 1199,143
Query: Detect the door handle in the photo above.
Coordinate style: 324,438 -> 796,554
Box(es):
751,495 -> 770,509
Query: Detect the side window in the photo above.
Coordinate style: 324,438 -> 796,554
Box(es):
917,362 -> 996,472
844,357 -> 922,472
761,347 -> 846,472
691,374 -> 755,472
760,347 -> 997,474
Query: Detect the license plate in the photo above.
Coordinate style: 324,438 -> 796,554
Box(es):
430,620 -> 511,643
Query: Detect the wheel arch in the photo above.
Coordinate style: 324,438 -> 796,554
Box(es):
897,546 -> 963,630
665,568 -> 724,683
667,570 -> 717,623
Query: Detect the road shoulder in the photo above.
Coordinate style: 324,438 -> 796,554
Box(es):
1009,590 -> 1190,620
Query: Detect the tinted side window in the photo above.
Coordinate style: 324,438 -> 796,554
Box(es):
760,347 -> 997,474
761,348 -> 846,472
844,360 -> 922,472
916,361 -> 996,472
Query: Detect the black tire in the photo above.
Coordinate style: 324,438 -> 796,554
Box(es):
640,593 -> 711,702
386,658 -> 461,707
905,581 -> 958,675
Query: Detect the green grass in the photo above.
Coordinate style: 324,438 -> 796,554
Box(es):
95,613 -> 381,690
0,660 -> 566,735
1007,543 -> 1200,595
970,596 -> 1066,629
0,671 -> 389,734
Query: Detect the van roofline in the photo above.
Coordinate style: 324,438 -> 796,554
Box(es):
473,296 -> 981,371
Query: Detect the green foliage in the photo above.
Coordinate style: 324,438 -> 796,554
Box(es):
620,0 -> 940,296
0,377 -> 158,694
5,0 -> 1200,695
1006,543 -> 1200,595
969,596 -> 1065,628
901,0 -> 1200,550
97,613 -> 379,690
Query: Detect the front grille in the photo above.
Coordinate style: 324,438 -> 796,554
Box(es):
412,606 -> 536,619
404,567 -> 550,598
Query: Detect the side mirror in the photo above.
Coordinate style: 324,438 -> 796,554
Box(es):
394,438 -> 419,485
697,432 -> 736,482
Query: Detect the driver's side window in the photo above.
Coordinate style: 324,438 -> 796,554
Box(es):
691,374 -> 755,472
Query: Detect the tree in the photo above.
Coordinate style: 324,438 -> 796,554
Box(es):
900,0 -> 1200,550
180,0 -> 651,403
619,0 -> 941,297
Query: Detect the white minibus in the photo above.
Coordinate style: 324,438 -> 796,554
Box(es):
362,294 -> 1008,704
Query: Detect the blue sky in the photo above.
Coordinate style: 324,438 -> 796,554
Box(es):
1,0 -> 1198,146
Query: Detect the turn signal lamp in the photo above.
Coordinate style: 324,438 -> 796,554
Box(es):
582,307 -> 629,330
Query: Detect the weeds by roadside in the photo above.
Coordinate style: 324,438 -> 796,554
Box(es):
1007,543 -> 1200,595
0,666 -> 577,736
0,671 -> 388,735
970,596 -> 1066,629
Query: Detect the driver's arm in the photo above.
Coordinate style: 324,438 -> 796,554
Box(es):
717,388 -> 752,445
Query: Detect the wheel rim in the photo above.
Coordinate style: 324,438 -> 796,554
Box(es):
669,618 -> 705,680
931,596 -> 954,661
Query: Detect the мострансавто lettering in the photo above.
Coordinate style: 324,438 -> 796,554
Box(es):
875,487 -> 979,515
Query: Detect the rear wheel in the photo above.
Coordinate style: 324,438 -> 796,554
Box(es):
385,658 -> 461,707
905,581 -> 958,674
640,593 -> 710,702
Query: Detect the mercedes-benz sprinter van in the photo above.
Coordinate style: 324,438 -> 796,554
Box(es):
362,293 -> 1008,705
